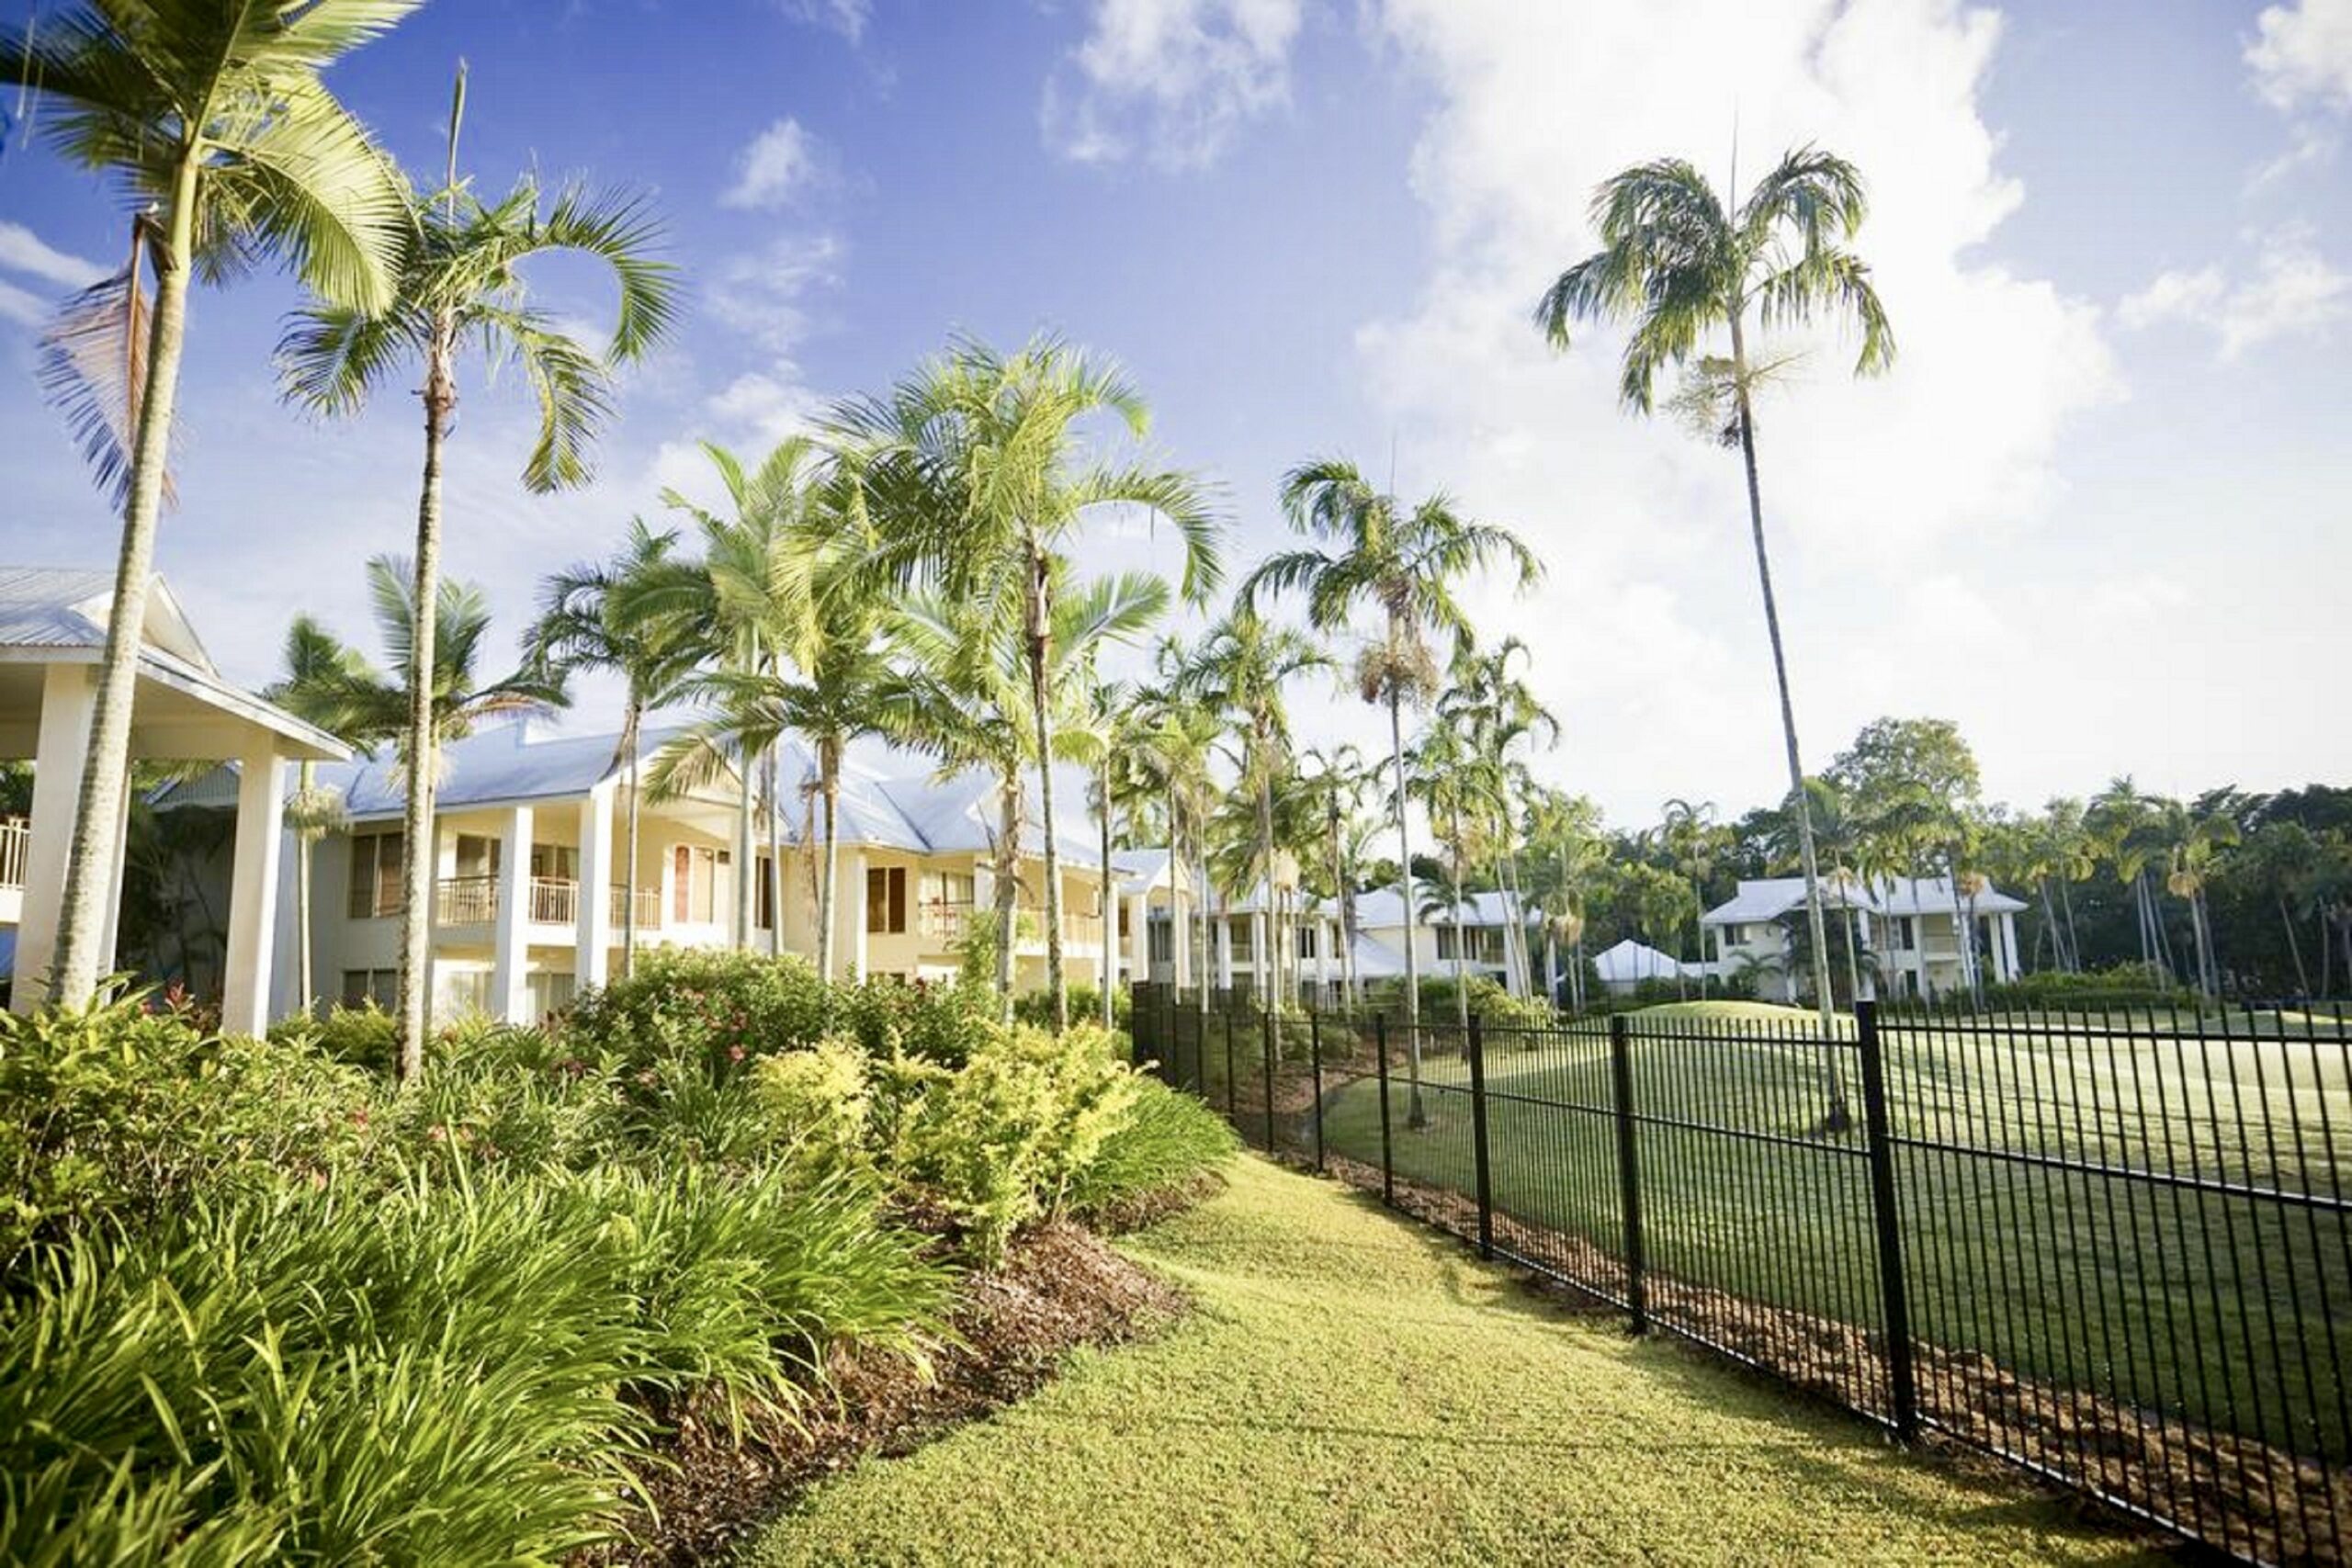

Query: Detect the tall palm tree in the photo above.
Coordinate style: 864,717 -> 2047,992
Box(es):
638,438 -> 833,953
836,335 -> 1219,1032
1245,458 -> 1539,1126
266,617 -> 390,1016
1537,144 -> 1894,1115
279,76 -> 675,1078
1443,637 -> 1557,999
1524,787 -> 1605,1010
1176,609 -> 1329,1012
528,521 -> 703,980
2088,778 -> 2174,983
2159,798 -> 2239,1001
1302,744 -> 1370,1010
895,569 -> 1172,1014
1132,650 -> 1222,1014
10,0 -> 416,1010
1658,797 -> 1720,1000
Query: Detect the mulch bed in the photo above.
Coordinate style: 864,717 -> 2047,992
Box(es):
1317,1153 -> 2348,1567
581,1215 -> 1192,1566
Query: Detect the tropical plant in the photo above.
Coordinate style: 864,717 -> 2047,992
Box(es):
1244,458 -> 1539,1126
1442,637 -> 1557,1000
2158,796 -> 2240,1000
835,335 -> 1219,1032
1536,143 -> 1894,1118
10,0 -> 417,1010
265,617 -> 390,1015
278,73 -> 676,1077
528,521 -> 701,979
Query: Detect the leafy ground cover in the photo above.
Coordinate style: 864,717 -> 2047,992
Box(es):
748,1156 -> 2154,1567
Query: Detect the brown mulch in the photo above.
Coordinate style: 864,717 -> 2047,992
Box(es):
579,1219 -> 1190,1567
1318,1153 -> 2349,1567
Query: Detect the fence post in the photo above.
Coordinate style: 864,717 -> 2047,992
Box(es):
1374,1013 -> 1396,1207
1309,1012 -> 1326,1172
1609,1013 -> 1646,1335
1261,1007 -> 1278,1154
1856,1000 -> 1920,1439
1468,1014 -> 1494,1260
1223,1010 -> 1238,1127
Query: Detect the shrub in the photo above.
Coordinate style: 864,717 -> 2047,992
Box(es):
752,1037 -> 873,1182
1372,974 -> 1557,1030
1973,963 -> 2197,1013
1068,1077 -> 1237,1224
564,949 -> 837,1080
1012,983 -> 1129,1033
271,999 -> 400,1070
884,1022 -> 1140,1261
0,992 -> 380,1267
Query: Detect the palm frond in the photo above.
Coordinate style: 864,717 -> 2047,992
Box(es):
35,235 -> 168,511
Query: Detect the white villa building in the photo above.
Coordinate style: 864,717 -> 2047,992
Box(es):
1700,875 -> 2028,1002
0,569 -> 346,1032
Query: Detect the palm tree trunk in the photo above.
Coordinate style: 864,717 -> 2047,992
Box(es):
994,774 -> 1020,1018
50,182 -> 199,1010
2059,875 -> 2081,972
1257,764 -> 1280,1013
1843,906 -> 1862,1007
390,319 -> 457,1083
2278,895 -> 2311,996
293,760 -> 318,1016
1100,751 -> 1116,1030
1327,805 -> 1351,1012
817,754 -> 840,982
1451,798 -> 1470,1032
1730,322 -> 1845,1127
732,749 -> 755,951
1024,557 -> 1068,1032
1386,680 -> 1425,1129
621,696 -> 642,980
764,745 -> 783,959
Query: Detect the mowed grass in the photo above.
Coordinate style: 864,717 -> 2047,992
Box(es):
749,1156 -> 2156,1567
1313,1007 -> 2352,1460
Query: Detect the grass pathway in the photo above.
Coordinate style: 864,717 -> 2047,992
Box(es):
748,1156 -> 2159,1566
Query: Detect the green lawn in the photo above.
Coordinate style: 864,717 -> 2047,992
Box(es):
748,1156 -> 2154,1567
1312,1010 -> 2352,1462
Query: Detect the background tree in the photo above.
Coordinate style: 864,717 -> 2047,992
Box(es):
838,335 -> 1218,1032
528,521 -> 698,979
280,77 -> 675,1077
1538,143 -> 1894,1117
11,0 -> 415,1009
1246,458 -> 1538,1125
266,617 -> 388,1016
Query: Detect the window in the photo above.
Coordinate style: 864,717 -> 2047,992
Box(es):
922,870 -> 976,908
454,833 -> 499,879
529,842 -> 578,881
341,967 -> 397,1009
672,845 -> 731,925
865,864 -> 908,934
1295,924 -> 1319,959
1435,926 -> 1458,961
756,853 -> 776,932
1148,915 -> 1173,964
347,831 -> 404,919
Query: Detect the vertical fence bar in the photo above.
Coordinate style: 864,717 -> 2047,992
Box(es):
1609,1012 -> 1646,1335
1310,1010 -> 1326,1173
1262,1007 -> 1278,1154
1374,1013 -> 1396,1208
1224,1010 -> 1238,1127
1855,1001 -> 1919,1438
1468,1015 -> 1494,1259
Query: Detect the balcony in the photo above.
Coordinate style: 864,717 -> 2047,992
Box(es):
0,817 -> 27,892
918,900 -> 1103,952
433,876 -> 662,933
920,900 -> 974,946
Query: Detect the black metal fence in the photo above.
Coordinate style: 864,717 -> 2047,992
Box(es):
1131,987 -> 2352,1565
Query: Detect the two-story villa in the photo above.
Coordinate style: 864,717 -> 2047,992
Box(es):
1700,875 -> 2026,1002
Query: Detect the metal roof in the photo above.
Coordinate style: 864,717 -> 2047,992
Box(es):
1702,875 -> 2026,925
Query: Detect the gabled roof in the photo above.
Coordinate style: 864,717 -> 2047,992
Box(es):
0,567 -> 345,759
1351,886 -> 1523,930
1592,938 -> 1688,983
1702,874 -> 2026,926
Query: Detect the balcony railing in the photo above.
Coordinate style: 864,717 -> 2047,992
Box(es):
921,901 -> 1104,951
527,876 -> 577,926
435,874 -> 499,926
920,900 -> 973,946
435,875 -> 662,932
0,817 -> 28,891
610,885 -> 659,929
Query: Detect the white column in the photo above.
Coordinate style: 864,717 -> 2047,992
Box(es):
1170,883 -> 1190,990
1126,892 -> 1149,984
12,664 -> 96,1013
220,747 -> 288,1036
492,804 -> 533,1023
575,784 -> 614,991
1216,915 -> 1233,991
849,850 -> 869,982
1996,911 -> 2019,983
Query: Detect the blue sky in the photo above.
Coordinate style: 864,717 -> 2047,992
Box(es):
1,0 -> 2346,827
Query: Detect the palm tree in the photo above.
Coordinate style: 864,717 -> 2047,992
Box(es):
1245,458 -> 1539,1126
1524,788 -> 1605,1010
836,335 -> 1219,1032
1176,609 -> 1329,1012
10,0 -> 416,1010
1537,144 -> 1894,1115
2236,821 -> 2324,996
1132,652 -> 1222,1014
2088,778 -> 2175,983
527,521 -> 699,980
279,76 -> 675,1078
266,618 -> 390,1016
1302,744 -> 1371,1010
1658,797 -> 1720,1000
2159,798 -> 2239,1001
1443,637 -> 1557,999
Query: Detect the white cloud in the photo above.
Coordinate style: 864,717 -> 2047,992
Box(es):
1338,0 -> 2120,818
721,118 -> 820,210
2120,231 -> 2350,357
2248,0 -> 2352,113
0,222 -> 107,290
707,232 -> 844,355
771,0 -> 868,43
1043,0 -> 1305,169
0,277 -> 48,327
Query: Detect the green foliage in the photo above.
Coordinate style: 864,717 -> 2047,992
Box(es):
1012,982 -> 1128,1033
0,992 -> 381,1268
1068,1077 -> 1238,1223
270,999 -> 400,1070
1372,974 -> 1555,1029
752,1038 -> 875,1184
886,1022 -> 1142,1261
1972,963 -> 2197,1014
